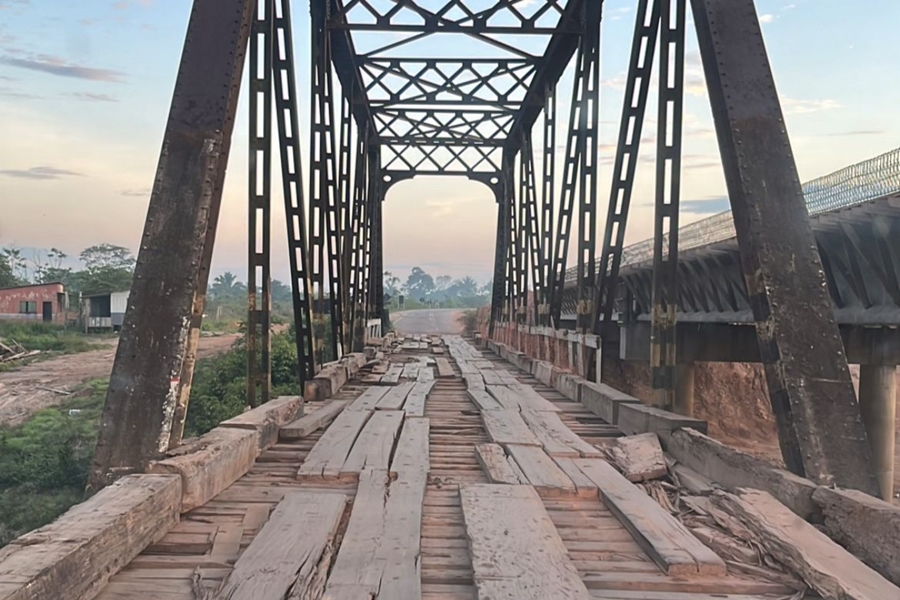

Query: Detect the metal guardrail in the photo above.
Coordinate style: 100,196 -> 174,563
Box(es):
563,147 -> 900,280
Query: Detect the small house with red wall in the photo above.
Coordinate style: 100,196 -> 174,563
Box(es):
0,282 -> 70,324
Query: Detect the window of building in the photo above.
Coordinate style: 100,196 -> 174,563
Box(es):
19,301 -> 37,314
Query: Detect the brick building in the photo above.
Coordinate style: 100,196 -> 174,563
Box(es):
0,282 -> 70,324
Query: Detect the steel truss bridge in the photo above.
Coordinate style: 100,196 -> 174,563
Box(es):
88,0 -> 893,502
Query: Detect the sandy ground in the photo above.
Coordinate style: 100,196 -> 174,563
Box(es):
604,359 -> 900,500
392,309 -> 466,335
0,333 -> 240,427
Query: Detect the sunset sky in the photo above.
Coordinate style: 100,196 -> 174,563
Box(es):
1,0 -> 897,285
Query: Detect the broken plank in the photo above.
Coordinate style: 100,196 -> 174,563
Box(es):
475,443 -> 525,484
481,409 -> 541,447
520,408 -> 603,458
462,373 -> 484,390
401,363 -> 420,379
404,381 -> 435,417
375,467 -> 428,599
391,418 -> 430,476
416,367 -> 434,382
713,488 -> 899,600
376,382 -> 414,411
574,458 -> 726,577
553,456 -> 599,497
220,395 -> 303,451
380,365 -> 403,384
435,357 -> 454,378
280,400 -> 347,440
297,410 -> 371,480
467,389 -> 502,411
340,411 -> 405,477
459,484 -> 589,599
480,369 -> 504,386
610,433 -> 668,483
347,386 -> 390,411
506,444 -> 576,496
213,492 -> 347,600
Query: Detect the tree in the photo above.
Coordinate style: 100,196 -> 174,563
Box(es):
33,248 -> 72,285
211,272 -> 242,300
79,244 -> 136,272
1,248 -> 27,283
0,252 -> 18,288
74,244 -> 135,294
435,275 -> 452,291
383,271 -> 401,297
405,267 -> 435,298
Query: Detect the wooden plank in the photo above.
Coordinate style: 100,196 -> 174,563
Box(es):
553,456 -> 599,497
416,367 -> 435,382
213,492 -> 347,600
376,382 -> 414,410
391,418 -> 430,476
340,411 -> 405,476
280,400 -> 347,440
458,361 -> 478,375
401,363 -> 420,379
520,408 -> 603,458
459,484 -> 589,599
713,488 -> 900,600
220,395 -> 303,451
506,444 -> 576,496
297,410 -> 371,479
0,475 -> 181,600
474,443 -> 524,484
610,433 -> 668,482
574,459 -> 726,577
508,383 -> 561,412
481,409 -> 541,447
462,373 -> 484,390
348,386 -> 390,411
149,427 -> 258,511
380,364 -> 403,384
405,381 -> 435,417
375,467 -> 428,599
467,389 -> 502,411
480,369 -> 504,386
435,357 -> 454,378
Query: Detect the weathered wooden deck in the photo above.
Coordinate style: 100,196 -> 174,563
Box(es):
86,335 -> 820,600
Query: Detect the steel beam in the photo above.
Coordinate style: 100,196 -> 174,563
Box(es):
691,0 -> 879,495
90,0 -> 254,489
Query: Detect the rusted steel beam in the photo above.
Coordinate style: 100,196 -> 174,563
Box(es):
691,0 -> 880,495
89,0 -> 254,490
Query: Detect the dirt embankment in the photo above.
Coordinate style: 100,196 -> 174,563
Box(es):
602,358 -> 900,495
0,333 -> 240,427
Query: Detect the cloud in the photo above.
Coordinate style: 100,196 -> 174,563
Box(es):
0,166 -> 83,180
0,86 -> 39,99
120,188 -> 150,197
0,55 -> 126,82
781,98 -> 841,115
759,14 -> 775,23
681,196 -> 730,214
0,0 -> 31,10
824,130 -> 885,137
69,92 -> 119,102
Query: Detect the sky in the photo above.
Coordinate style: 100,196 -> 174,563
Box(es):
0,0 -> 898,286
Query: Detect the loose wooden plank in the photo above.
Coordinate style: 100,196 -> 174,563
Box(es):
481,409 -> 541,447
220,395 -> 303,451
520,408 -> 603,458
508,383 -> 561,412
341,411 -> 405,476
380,364 -> 403,384
0,475 -> 181,600
375,467 -> 428,599
149,427 -> 258,511
480,369 -> 505,386
213,492 -> 347,600
610,433 -> 668,482
474,443 -> 525,484
506,444 -> 576,496
462,373 -> 484,390
280,400 -> 347,440
553,456 -> 599,497
574,459 -> 726,577
297,410 -> 372,479
347,386 -> 391,411
713,488 -> 900,600
435,357 -> 454,378
391,418 -> 430,476
376,382 -> 415,410
459,484 -> 589,600
458,361 -> 478,375
416,367 -> 435,382
466,389 -> 502,411
401,363 -> 420,379
405,381 -> 435,417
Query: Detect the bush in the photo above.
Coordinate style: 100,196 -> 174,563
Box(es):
0,322 -> 98,355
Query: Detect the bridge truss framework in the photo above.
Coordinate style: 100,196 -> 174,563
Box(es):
89,0 -> 882,498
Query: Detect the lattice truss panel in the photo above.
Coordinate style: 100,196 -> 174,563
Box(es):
330,0 -> 573,175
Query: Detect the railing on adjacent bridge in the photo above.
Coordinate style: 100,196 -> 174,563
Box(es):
564,147 -> 900,281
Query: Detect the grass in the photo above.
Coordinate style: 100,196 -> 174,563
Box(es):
0,322 -> 100,355
0,379 -> 106,547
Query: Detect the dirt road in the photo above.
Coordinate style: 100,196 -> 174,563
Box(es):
392,309 -> 465,335
0,333 -> 240,427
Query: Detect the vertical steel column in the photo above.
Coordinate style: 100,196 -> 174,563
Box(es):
516,150 -> 529,324
247,0 -> 273,408
505,156 -> 520,323
349,126 -> 369,350
538,85 -> 556,326
368,149 -> 385,324
273,0 -> 315,384
691,0 -> 879,495
575,0 -> 603,333
310,0 -> 342,364
522,136 -> 544,326
489,187 -> 509,333
649,0 -> 685,409
90,0 -> 254,489
337,94 -> 354,354
595,0 -> 660,333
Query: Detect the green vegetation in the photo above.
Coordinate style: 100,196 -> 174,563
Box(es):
459,309 -> 478,335
383,267 -> 491,310
0,321 -> 99,355
0,379 -> 106,547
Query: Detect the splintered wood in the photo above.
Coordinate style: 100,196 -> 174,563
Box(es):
460,485 -> 589,600
610,432 -> 668,482
297,410 -> 371,479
